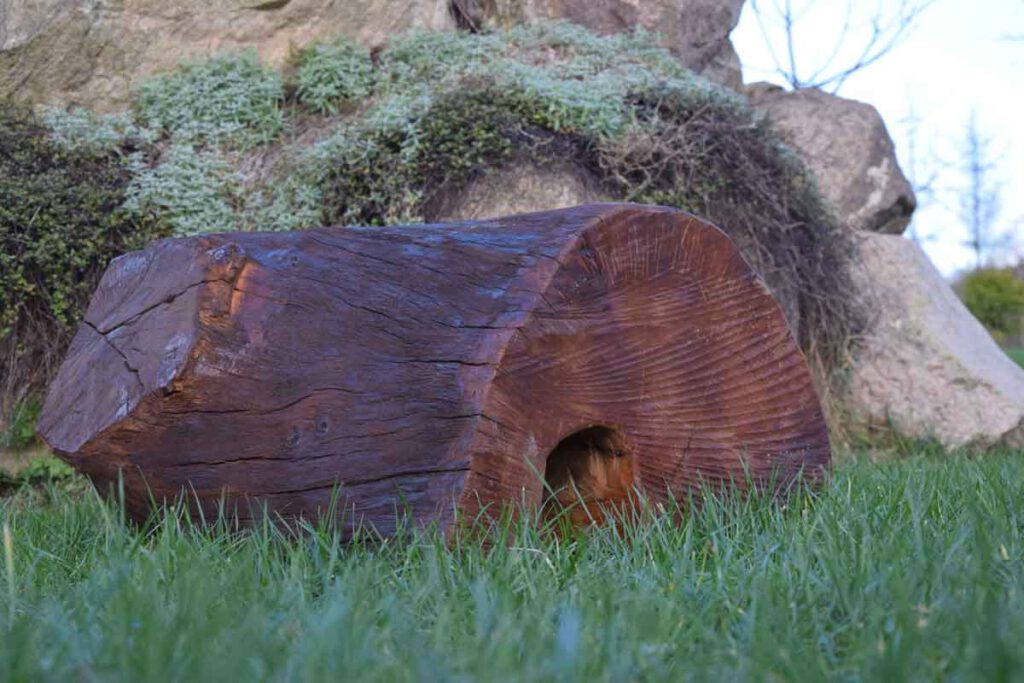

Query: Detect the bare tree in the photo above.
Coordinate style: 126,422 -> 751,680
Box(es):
900,101 -> 939,245
750,0 -> 934,92
959,112 -> 1008,268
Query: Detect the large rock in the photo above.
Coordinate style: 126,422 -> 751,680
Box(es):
748,84 -> 916,234
429,161 -> 608,221
454,0 -> 744,88
848,233 -> 1024,449
0,0 -> 455,111
0,0 -> 745,110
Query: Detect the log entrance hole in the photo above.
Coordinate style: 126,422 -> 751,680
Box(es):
542,426 -> 636,526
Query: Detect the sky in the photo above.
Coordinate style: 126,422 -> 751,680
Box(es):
732,0 -> 1024,278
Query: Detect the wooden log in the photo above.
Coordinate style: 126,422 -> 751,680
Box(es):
37,204 -> 830,534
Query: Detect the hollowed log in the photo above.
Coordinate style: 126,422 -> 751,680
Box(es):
38,203 -> 830,534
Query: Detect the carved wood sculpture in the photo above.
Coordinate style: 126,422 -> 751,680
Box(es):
38,204 -> 830,534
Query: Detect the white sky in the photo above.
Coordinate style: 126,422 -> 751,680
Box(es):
732,0 -> 1024,278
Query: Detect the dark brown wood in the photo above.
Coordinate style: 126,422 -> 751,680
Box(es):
37,203 -> 830,535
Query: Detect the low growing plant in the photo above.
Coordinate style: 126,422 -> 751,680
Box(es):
294,36 -> 376,115
133,51 -> 284,147
41,107 -> 157,153
124,144 -> 241,236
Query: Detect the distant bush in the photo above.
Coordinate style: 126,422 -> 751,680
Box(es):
960,267 -> 1024,339
133,51 -> 284,147
0,99 -> 166,413
294,37 -> 376,115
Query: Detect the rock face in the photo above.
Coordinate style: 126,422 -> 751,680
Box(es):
747,85 -> 1023,451
0,0 -> 456,111
0,0 -> 745,110
454,0 -> 744,87
430,161 -> 608,222
848,233 -> 1024,449
748,84 -> 916,235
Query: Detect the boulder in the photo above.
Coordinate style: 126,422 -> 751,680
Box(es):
429,161 -> 609,221
454,0 -> 744,88
1,0 -> 746,110
747,84 -> 916,234
0,0 -> 455,111
848,233 -> 1024,449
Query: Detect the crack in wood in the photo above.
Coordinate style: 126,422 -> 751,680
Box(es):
89,277 -> 230,334
83,320 -> 144,391
163,386 -> 357,417
263,465 -> 472,497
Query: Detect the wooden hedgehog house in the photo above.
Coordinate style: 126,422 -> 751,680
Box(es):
38,204 -> 830,534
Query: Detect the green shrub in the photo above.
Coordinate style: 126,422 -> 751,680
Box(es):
0,99 -> 167,411
133,51 -> 284,147
960,267 -> 1024,338
315,86 -> 544,225
309,24 -> 738,223
377,23 -> 693,94
294,36 -> 376,115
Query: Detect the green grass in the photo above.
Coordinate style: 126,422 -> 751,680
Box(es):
1006,347 -> 1024,368
1,452 -> 1023,680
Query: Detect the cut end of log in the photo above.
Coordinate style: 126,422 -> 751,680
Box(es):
38,203 -> 831,534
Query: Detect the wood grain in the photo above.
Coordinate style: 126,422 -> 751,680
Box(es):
37,204 -> 830,534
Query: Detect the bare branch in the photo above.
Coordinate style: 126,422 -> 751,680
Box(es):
804,0 -> 855,86
751,0 -> 803,87
749,0 -> 935,92
959,112 -> 1008,267
899,101 -> 941,245
784,0 -> 800,87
